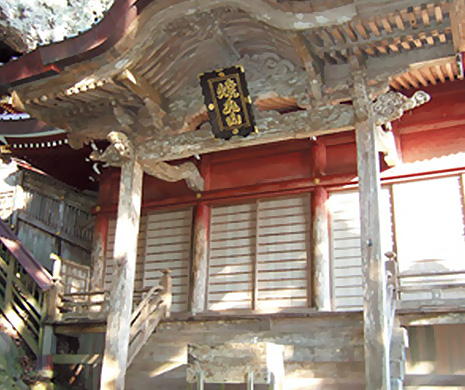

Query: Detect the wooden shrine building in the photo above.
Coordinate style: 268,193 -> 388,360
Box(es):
0,0 -> 464,389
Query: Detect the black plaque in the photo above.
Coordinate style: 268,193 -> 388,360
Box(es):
199,66 -> 257,140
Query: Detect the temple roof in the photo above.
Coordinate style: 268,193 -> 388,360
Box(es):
0,0 -> 463,188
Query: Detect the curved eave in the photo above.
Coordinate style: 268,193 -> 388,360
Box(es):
0,0 -> 384,90
0,0 -> 144,89
0,118 -> 64,136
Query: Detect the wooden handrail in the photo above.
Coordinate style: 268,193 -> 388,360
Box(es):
400,270 -> 465,278
0,219 -> 52,290
130,285 -> 163,323
127,269 -> 172,367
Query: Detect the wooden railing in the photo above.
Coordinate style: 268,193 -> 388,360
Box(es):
52,266 -> 172,340
0,219 -> 53,356
51,268 -> 172,366
399,269 -> 465,310
383,251 -> 465,309
50,253 -> 91,294
128,269 -> 172,366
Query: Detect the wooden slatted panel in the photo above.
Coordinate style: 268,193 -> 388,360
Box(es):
104,216 -> 147,292
0,190 -> 14,220
143,208 -> 192,313
392,176 -> 465,301
328,188 -> 394,311
208,202 -> 256,311
256,194 -> 311,309
61,259 -> 90,294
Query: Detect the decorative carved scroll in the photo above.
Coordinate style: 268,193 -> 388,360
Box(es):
372,90 -> 430,167
90,131 -> 134,165
141,160 -> 204,192
90,131 -> 204,191
372,90 -> 430,130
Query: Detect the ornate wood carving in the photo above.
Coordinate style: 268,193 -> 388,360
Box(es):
90,131 -> 204,192
372,91 -> 431,130
371,90 -> 430,166
141,160 -> 204,192
90,131 -> 134,166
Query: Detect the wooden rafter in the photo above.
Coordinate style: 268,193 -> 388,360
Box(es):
116,69 -> 167,112
289,33 -> 324,101
451,0 -> 465,52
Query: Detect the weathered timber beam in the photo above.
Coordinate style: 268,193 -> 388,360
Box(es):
100,146 -> 142,390
137,106 -> 354,162
451,0 -> 465,52
53,354 -> 101,365
400,311 -> 465,326
405,374 -> 465,386
289,33 -> 324,101
351,55 -> 391,390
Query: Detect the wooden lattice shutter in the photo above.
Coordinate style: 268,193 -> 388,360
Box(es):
328,188 -> 394,311
143,208 -> 193,313
208,202 -> 255,311
104,216 -> 147,292
208,194 -> 312,312
256,194 -> 311,309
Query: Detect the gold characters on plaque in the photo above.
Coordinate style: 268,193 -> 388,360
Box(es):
216,78 -> 242,127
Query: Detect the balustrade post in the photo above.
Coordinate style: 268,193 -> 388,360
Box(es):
160,269 -> 172,318
36,325 -> 55,390
47,254 -> 63,321
142,293 -> 150,338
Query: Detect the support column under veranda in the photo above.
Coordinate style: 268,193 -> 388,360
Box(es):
99,157 -> 143,390
351,56 -> 391,390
